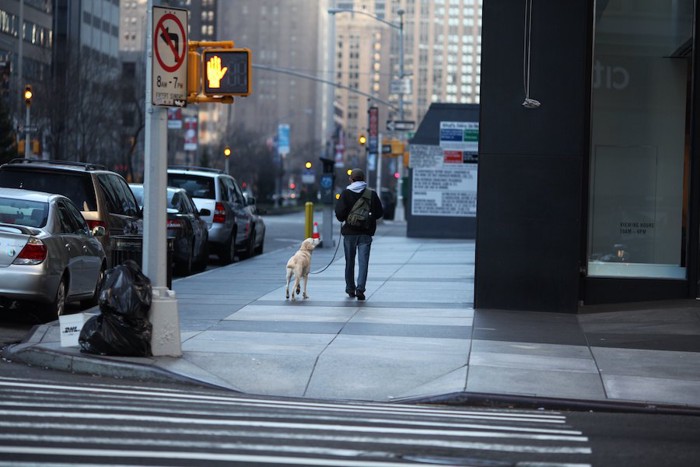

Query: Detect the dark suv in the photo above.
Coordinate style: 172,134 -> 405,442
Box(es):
0,159 -> 142,266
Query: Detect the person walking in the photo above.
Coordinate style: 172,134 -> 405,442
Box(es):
335,168 -> 384,300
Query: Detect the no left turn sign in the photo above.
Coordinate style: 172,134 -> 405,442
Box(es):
152,6 -> 188,107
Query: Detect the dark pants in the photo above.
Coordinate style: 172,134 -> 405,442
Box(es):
343,234 -> 372,293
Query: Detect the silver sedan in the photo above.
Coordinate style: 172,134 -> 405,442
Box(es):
0,188 -> 106,321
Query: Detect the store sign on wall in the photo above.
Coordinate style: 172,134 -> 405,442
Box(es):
439,121 -> 479,163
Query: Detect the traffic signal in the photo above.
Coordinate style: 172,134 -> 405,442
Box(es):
391,140 -> 405,155
224,146 -> 231,157
23,84 -> 32,106
358,134 -> 367,146
203,49 -> 252,97
305,161 -> 312,169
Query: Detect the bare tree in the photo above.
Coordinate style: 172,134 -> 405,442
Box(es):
39,47 -> 123,166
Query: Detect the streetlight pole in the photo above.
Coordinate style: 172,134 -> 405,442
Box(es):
328,7 -> 408,217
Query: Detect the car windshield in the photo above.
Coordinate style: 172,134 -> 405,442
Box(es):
0,170 -> 98,212
130,185 -> 144,207
0,197 -> 48,228
167,174 -> 215,200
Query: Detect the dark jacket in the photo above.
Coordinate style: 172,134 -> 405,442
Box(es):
335,187 -> 384,236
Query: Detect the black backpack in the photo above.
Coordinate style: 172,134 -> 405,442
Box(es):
346,189 -> 373,229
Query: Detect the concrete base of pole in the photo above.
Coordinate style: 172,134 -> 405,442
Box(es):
149,287 -> 182,357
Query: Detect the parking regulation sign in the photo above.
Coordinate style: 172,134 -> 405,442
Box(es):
152,6 -> 188,107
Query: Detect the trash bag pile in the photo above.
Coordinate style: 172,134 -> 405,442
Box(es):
79,260 -> 153,357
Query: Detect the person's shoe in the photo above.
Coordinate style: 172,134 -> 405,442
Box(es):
356,291 -> 366,301
347,290 -> 356,298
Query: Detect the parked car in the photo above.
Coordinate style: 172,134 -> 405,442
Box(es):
129,184 -> 210,275
167,166 -> 265,264
0,159 -> 142,267
0,188 -> 107,321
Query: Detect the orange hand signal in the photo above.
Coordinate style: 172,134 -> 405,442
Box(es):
206,55 -> 228,89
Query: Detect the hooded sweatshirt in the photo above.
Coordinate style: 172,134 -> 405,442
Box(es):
335,180 -> 384,236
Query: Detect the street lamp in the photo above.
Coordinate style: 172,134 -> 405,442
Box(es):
224,146 -> 231,174
328,7 -> 408,220
328,8 -> 406,120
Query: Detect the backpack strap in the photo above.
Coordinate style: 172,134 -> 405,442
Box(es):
361,188 -> 372,200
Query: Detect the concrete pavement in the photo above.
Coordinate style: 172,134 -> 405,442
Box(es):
5,219 -> 700,411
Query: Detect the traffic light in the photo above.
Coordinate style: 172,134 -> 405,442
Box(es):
358,134 -> 367,146
23,84 -> 32,106
391,140 -> 405,155
203,49 -> 252,97
224,146 -> 231,157
305,161 -> 312,169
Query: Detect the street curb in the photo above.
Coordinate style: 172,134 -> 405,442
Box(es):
394,391 -> 700,416
1,343 -> 234,392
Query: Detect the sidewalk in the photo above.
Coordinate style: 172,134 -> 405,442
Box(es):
5,219 -> 700,411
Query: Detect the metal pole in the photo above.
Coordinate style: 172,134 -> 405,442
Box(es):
24,104 -> 30,158
17,0 -> 23,115
144,0 -> 181,357
398,9 -> 405,121
396,9 -> 406,221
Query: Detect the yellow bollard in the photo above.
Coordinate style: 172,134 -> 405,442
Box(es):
305,202 -> 314,239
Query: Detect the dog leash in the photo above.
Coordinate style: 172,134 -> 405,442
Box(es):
310,223 -> 343,274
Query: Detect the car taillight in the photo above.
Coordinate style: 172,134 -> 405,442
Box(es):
86,220 -> 108,238
213,202 -> 226,223
13,237 -> 47,265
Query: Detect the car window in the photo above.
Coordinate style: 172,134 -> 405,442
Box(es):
219,177 -> 236,202
183,194 -> 198,215
57,199 -> 87,235
130,185 -> 144,207
167,174 -> 216,199
219,178 -> 231,202
0,169 -> 98,211
169,191 -> 185,212
97,174 -> 140,216
230,178 -> 246,205
0,197 -> 47,227
62,199 -> 91,235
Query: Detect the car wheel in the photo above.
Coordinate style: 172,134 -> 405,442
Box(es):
81,262 -> 106,308
45,275 -> 68,320
255,231 -> 265,255
219,232 -> 236,265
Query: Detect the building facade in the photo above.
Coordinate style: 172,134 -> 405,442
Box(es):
476,0 -> 698,311
0,0 -> 53,122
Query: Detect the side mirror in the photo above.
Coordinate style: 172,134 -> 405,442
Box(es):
92,225 -> 106,237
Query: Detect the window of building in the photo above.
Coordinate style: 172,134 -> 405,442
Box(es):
587,0 -> 694,279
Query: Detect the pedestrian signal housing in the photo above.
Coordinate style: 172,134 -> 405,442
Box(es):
203,49 -> 252,97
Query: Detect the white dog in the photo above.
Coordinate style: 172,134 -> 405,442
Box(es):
285,238 -> 317,301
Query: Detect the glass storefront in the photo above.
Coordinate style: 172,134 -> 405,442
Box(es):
588,1 -> 694,279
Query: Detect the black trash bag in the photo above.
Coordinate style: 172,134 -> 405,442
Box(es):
79,260 -> 153,356
99,259 -> 152,320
